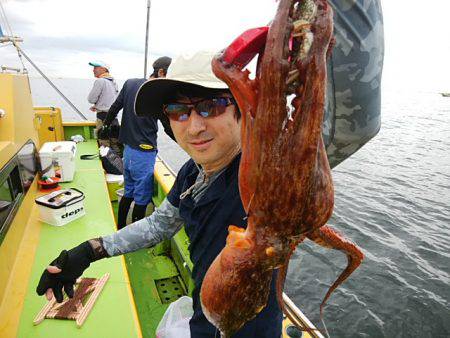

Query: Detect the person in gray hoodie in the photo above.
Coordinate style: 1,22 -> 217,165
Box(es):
87,61 -> 120,151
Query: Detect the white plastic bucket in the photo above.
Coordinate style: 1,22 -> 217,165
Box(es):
35,188 -> 85,226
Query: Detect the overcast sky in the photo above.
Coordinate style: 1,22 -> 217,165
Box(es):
0,0 -> 449,91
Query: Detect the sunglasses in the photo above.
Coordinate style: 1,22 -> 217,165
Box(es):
164,97 -> 236,122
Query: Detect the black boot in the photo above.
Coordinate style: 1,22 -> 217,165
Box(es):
132,204 -> 147,223
118,196 -> 133,229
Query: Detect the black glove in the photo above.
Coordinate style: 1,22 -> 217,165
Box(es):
36,241 -> 95,303
98,124 -> 111,140
109,123 -> 120,139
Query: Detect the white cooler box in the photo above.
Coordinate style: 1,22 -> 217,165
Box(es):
39,141 -> 77,182
35,188 -> 85,226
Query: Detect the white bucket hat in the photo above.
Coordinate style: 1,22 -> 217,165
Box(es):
135,50 -> 228,117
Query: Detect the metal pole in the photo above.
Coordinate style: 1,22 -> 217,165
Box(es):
144,0 -> 151,78
15,44 -> 89,121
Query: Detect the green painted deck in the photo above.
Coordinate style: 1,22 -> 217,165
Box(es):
122,247 -> 174,337
16,141 -> 141,338
112,201 -> 192,336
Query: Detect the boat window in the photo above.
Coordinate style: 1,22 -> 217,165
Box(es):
0,159 -> 25,244
17,141 -> 39,192
0,178 -> 14,224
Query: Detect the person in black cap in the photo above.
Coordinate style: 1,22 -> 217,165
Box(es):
101,56 -> 173,229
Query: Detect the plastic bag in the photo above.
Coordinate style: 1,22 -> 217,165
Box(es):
156,296 -> 193,338
99,146 -> 123,175
70,134 -> 85,143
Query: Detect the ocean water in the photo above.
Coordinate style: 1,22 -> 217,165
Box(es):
30,78 -> 450,337
284,89 -> 450,338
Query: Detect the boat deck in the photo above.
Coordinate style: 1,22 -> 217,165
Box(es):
6,140 -> 142,338
1,138 -> 322,338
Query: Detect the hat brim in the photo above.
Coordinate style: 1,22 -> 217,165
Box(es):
89,62 -> 109,70
135,78 -> 228,117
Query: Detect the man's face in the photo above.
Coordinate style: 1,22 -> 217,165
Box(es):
93,66 -> 107,78
169,95 -> 241,169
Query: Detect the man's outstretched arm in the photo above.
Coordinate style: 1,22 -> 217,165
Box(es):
102,199 -> 184,256
36,199 -> 183,302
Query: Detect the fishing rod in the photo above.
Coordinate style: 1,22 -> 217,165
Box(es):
13,43 -> 89,121
144,0 -> 151,78
0,2 -> 88,121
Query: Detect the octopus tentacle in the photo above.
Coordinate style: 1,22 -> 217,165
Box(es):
276,250 -> 322,336
276,258 -> 291,319
275,238 -> 304,325
301,137 -> 334,234
275,240 -> 302,314
306,225 -> 364,315
212,54 -> 259,211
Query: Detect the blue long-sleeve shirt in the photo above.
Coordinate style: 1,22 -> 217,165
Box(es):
104,78 -> 158,151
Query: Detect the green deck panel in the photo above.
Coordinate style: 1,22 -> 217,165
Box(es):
146,255 -> 180,280
121,228 -> 187,336
123,250 -> 171,337
171,231 -> 195,295
16,140 -> 140,338
110,199 -> 174,338
63,126 -> 95,141
155,277 -> 186,303
110,200 -> 191,337
72,141 -> 102,171
83,126 -> 93,140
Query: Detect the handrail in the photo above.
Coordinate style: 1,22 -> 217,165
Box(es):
13,44 -> 89,121
282,293 -> 325,338
62,121 -> 96,127
0,36 -> 23,43
156,154 -> 177,177
1,65 -> 21,73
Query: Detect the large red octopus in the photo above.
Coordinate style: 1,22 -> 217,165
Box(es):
200,0 -> 364,336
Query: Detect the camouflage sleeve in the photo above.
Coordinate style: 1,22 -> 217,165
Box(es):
101,198 -> 184,256
324,0 -> 384,168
